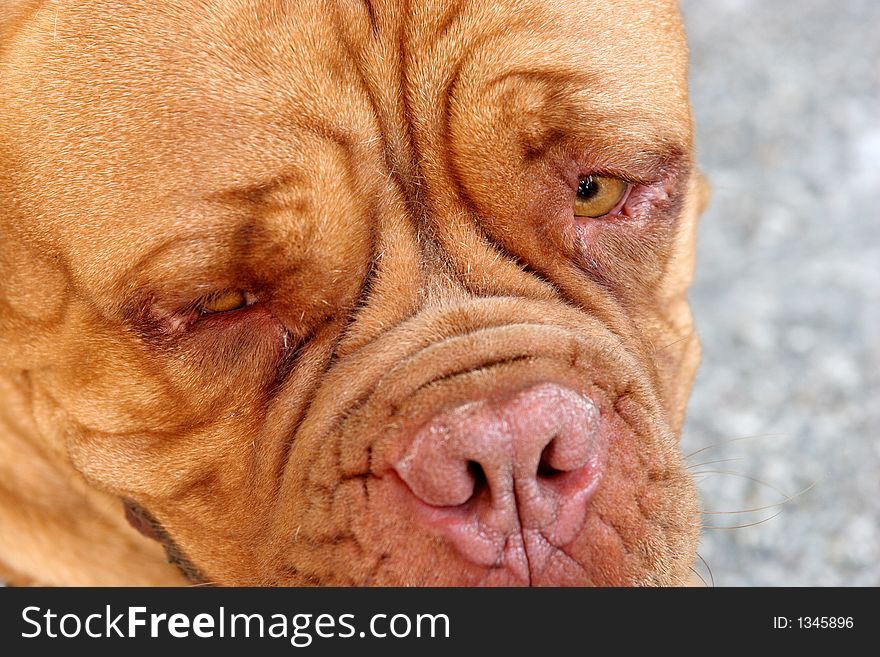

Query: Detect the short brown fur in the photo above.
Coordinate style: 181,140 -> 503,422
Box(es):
0,0 -> 706,586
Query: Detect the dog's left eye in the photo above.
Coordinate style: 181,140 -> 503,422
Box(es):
199,290 -> 250,315
575,175 -> 630,218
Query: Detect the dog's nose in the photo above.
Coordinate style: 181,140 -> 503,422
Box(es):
392,383 -> 605,562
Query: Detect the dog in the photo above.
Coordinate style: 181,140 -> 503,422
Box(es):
0,0 -> 709,586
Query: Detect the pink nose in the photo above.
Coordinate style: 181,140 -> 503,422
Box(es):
393,383 -> 605,565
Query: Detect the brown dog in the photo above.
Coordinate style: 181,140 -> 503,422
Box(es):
0,0 -> 708,586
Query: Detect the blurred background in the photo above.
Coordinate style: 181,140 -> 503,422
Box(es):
679,0 -> 879,585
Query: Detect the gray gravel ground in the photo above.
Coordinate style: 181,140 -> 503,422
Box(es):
679,0 -> 880,586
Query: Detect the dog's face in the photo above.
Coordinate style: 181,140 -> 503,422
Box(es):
0,0 -> 704,585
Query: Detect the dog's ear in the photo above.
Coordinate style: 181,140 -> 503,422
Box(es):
694,169 -> 711,215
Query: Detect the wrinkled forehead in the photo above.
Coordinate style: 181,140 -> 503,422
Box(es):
2,0 -> 690,276
6,0 -> 690,149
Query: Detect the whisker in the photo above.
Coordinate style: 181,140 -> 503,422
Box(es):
689,564 -> 709,588
689,469 -> 796,501
684,433 -> 785,461
696,552 -> 715,588
687,456 -> 744,469
701,481 -> 819,515
702,509 -> 784,530
651,331 -> 694,356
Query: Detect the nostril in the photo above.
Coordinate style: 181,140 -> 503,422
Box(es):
392,384 -> 605,563
466,460 -> 489,503
537,440 -> 565,478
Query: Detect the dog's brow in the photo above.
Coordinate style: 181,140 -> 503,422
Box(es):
601,144 -> 692,183
114,232 -> 233,295
482,68 -> 599,93
210,171 -> 306,211
474,69 -> 691,172
204,120 -> 359,212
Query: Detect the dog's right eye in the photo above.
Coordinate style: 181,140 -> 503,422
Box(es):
199,290 -> 251,315
574,175 -> 630,218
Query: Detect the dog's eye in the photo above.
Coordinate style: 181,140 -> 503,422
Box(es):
575,175 -> 630,218
199,290 -> 250,314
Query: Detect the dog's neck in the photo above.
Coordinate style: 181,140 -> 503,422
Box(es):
0,371 -> 184,585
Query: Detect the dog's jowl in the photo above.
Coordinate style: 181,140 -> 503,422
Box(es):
0,0 -> 707,585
